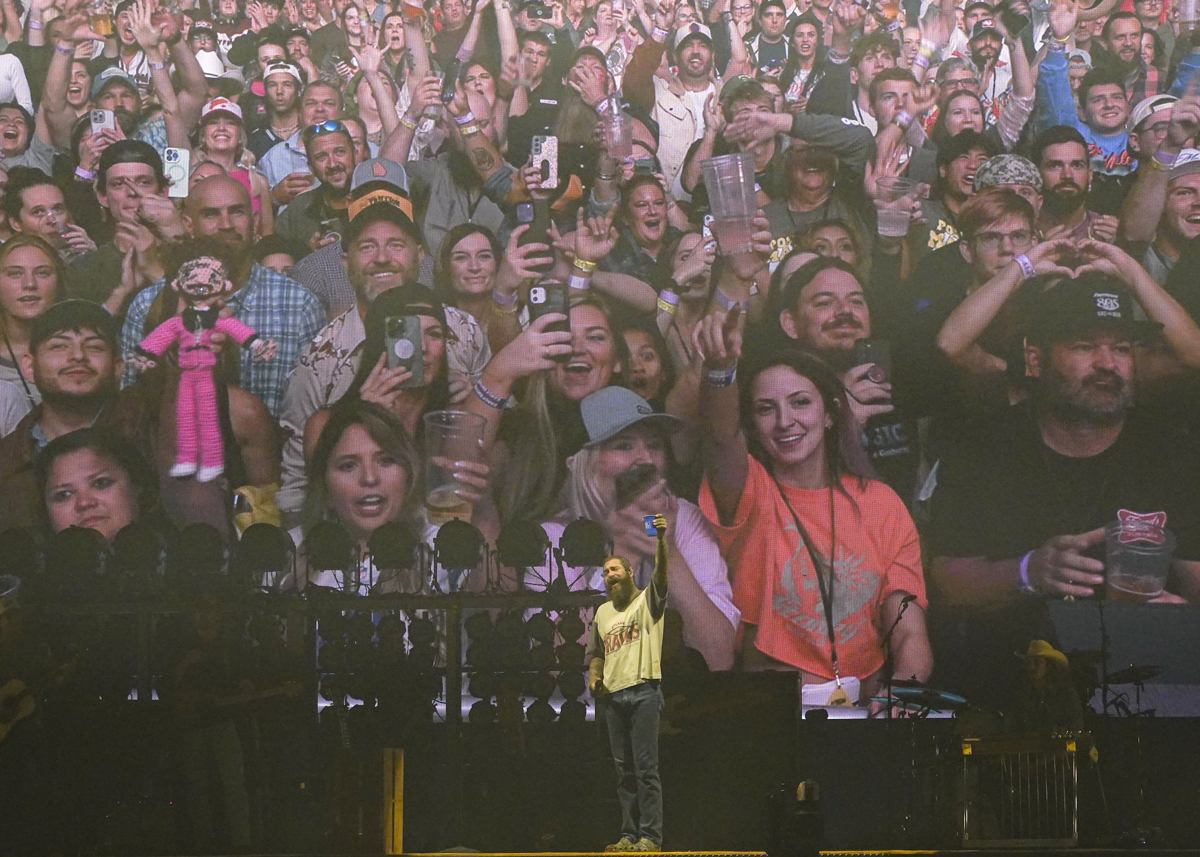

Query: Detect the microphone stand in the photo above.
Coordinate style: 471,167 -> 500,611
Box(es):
879,594 -> 915,841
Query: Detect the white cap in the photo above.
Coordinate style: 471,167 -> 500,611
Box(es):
201,96 -> 243,122
196,49 -> 226,78
673,22 -> 713,50
1170,148 -> 1200,181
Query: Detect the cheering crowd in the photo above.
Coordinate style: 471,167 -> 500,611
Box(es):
2,0 -> 1200,719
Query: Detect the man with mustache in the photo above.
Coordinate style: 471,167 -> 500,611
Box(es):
588,512 -> 669,853
0,300 -> 123,531
274,120 -> 357,248
1031,125 -> 1118,242
772,256 -> 920,506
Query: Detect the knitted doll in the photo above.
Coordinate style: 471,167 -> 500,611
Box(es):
134,256 -> 277,483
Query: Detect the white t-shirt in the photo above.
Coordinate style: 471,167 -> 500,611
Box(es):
679,82 -> 717,144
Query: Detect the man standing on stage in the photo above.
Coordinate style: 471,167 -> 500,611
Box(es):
588,513 -> 669,853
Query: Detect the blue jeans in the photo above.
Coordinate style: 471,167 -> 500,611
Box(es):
602,680 -> 663,845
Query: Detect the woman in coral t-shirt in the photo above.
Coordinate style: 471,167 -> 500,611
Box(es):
695,310 -> 932,712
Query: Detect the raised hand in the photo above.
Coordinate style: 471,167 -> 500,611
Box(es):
495,224 -> 554,294
358,352 -> 414,408
358,44 -> 386,75
695,304 -> 744,370
1047,0 -> 1078,42
406,75 -> 443,118
130,0 -> 163,50
572,206 -> 618,264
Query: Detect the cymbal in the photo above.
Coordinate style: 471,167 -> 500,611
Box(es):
891,686 -> 969,711
1108,664 -> 1163,685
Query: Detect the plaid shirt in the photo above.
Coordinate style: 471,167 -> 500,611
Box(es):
120,263 -> 326,416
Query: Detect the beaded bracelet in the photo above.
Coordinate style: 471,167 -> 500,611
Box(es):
573,257 -> 598,272
475,380 -> 507,410
703,366 -> 737,388
1014,254 -> 1036,280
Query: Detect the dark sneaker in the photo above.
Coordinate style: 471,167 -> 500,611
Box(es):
630,838 -> 661,851
605,837 -> 636,852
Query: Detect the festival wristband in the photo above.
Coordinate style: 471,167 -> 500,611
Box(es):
827,48 -> 849,64
474,379 -> 508,409
568,274 -> 591,291
148,60 -> 166,71
652,26 -> 669,42
455,111 -> 476,125
714,288 -> 749,312
1151,149 -> 1179,169
399,115 -> 419,130
54,43 -> 75,55
29,19 -> 43,29
657,297 -> 678,315
573,257 -> 598,272
1014,254 -> 1036,280
74,166 -> 95,181
1018,550 -> 1037,595
460,124 -> 481,136
703,365 -> 737,388
492,288 -> 518,306
658,289 -> 679,308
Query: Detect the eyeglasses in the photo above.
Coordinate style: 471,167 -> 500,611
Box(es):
972,229 -> 1034,251
305,120 -> 348,138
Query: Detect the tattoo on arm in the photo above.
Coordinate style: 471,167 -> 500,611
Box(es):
470,144 -> 496,172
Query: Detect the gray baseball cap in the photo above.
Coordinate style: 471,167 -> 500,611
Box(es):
581,387 -> 681,447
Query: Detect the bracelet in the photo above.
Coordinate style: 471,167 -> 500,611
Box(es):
148,60 -> 166,71
1050,32 -> 1071,44
455,110 -> 476,125
827,48 -> 849,64
658,288 -> 679,308
474,379 -> 507,410
656,296 -> 678,315
460,123 -> 481,136
54,43 -> 75,56
568,274 -> 591,291
1018,550 -> 1037,595
29,20 -> 43,29
492,288 -> 518,306
652,25 -> 668,42
399,115 -> 419,130
703,365 -> 737,388
714,288 -> 748,313
1014,254 -> 1036,280
912,54 -> 930,71
74,166 -> 95,181
1152,148 -> 1179,168
573,257 -> 598,272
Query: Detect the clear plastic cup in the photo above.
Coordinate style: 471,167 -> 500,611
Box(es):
1104,519 -> 1175,602
423,411 -> 486,528
875,176 -> 919,238
702,152 -> 757,256
605,107 -> 634,161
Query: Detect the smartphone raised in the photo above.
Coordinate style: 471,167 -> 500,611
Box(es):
385,315 -> 425,388
163,147 -> 191,199
531,134 -> 559,189
526,280 -> 570,358
852,338 -> 892,384
90,108 -> 116,136
516,200 -> 554,275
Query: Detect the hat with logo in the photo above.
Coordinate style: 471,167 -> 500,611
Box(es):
969,17 -> 1003,41
973,154 -> 1043,192
90,66 -> 138,101
674,21 -> 713,50
581,386 -> 681,446
1028,273 -> 1162,345
343,158 -> 421,247
1170,148 -> 1200,180
200,96 -> 243,123
1129,93 -> 1177,132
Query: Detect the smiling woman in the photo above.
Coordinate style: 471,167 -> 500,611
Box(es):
0,234 -> 63,406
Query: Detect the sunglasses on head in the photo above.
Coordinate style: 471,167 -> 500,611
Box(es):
306,120 -> 348,137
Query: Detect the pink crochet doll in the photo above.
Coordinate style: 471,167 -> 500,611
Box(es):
133,256 -> 278,483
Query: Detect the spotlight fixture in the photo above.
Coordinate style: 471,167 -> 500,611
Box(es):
558,518 -> 609,568
495,519 -> 550,569
235,523 -> 295,589
303,521 -> 357,581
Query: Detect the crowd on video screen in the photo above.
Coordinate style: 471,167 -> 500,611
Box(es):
1,0 -> 1200,715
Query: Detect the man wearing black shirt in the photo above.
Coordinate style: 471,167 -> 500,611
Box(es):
929,273 -> 1200,606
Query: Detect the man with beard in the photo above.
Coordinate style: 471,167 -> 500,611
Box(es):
276,159 -> 490,521
587,512 -> 669,853
275,120 -> 356,246
930,271 -> 1200,607
119,175 -> 325,416
772,256 -> 920,506
1032,125 -> 1118,241
261,80 -> 345,206
247,62 -> 304,161
965,18 -> 1011,113
1093,11 -> 1159,106
0,301 -> 123,531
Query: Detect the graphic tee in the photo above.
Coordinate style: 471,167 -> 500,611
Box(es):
586,578 -> 667,694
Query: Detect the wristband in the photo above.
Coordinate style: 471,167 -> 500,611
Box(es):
596,99 -> 613,116
74,166 -> 95,181
658,288 -> 679,308
1152,148 -> 1179,168
703,365 -> 737,388
454,110 -> 476,125
474,379 -> 508,410
573,257 -> 598,272
912,54 -> 930,71
29,20 -> 43,29
1014,254 -> 1036,280
895,109 -> 914,131
460,123 -> 481,136
399,114 -> 419,130
54,43 -> 75,56
492,288 -> 518,306
714,288 -> 748,313
827,48 -> 849,64
1018,550 -> 1037,595
652,25 -> 669,42
568,273 -> 591,291
148,60 -> 166,71
656,296 -> 678,315
455,47 -> 472,62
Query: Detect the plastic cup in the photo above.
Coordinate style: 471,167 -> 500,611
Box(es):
422,411 -> 486,528
1104,520 -> 1175,602
643,515 -> 658,536
605,108 -> 634,161
875,176 -> 918,238
702,152 -> 757,256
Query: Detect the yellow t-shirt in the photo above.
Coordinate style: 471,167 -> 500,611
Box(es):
586,580 -> 666,694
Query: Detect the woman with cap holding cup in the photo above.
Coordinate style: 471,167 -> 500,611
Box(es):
521,385 -> 738,671
193,97 -> 274,235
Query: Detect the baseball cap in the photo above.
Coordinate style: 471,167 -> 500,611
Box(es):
1171,148 -> 1200,180
262,61 -> 303,84
112,0 -> 135,19
973,154 -> 1043,192
1067,48 -> 1092,68
969,18 -> 1002,40
580,387 -> 681,447
195,49 -> 226,79
1129,93 -> 1177,132
344,158 -> 421,246
201,96 -> 243,122
30,300 -> 119,352
98,139 -> 164,181
90,66 -> 138,101
1028,274 -> 1162,345
673,21 -> 713,50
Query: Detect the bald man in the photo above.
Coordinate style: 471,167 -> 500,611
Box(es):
119,176 -> 326,415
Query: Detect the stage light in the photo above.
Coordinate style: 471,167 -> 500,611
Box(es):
468,672 -> 497,700
525,698 -> 556,723
468,699 -> 497,724
529,643 -> 555,672
235,523 -> 294,589
367,520 -> 420,571
111,523 -> 167,594
526,611 -> 555,643
495,519 -> 550,569
169,523 -> 228,587
494,609 -> 528,642
376,613 -> 408,650
303,520 -> 357,581
527,671 -> 555,700
464,611 -> 493,640
556,640 -> 586,669
558,518 -> 609,568
408,615 -> 438,647
557,670 -> 586,700
47,526 -> 108,598
555,609 -> 586,642
434,519 -> 486,591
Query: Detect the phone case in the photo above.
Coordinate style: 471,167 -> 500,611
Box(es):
531,135 -> 559,189
385,315 -> 425,387
163,147 -> 190,199
527,282 -> 570,344
90,109 -> 116,135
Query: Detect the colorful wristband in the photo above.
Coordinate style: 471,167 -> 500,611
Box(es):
29,20 -> 43,29
568,274 -> 591,291
652,26 -> 669,42
74,166 -> 95,181
1014,254 -> 1036,280
1018,550 -> 1036,595
399,115 -> 419,130
454,110 -> 476,125
474,379 -> 507,410
656,297 -> 678,315
573,257 -> 598,272
460,124 -> 481,136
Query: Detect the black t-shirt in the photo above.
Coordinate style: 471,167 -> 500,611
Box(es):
928,401 -> 1200,563
862,408 -> 919,509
